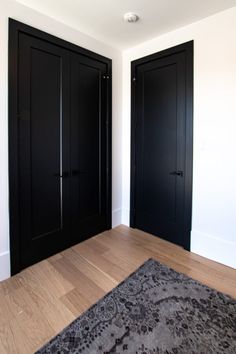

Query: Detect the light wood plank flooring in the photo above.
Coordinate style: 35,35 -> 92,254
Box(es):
0,225 -> 235,353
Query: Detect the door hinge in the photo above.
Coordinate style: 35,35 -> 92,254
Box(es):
102,74 -> 110,80
17,110 -> 29,121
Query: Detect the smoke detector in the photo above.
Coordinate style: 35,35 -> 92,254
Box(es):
123,12 -> 140,23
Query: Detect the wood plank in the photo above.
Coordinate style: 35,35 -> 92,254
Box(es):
62,248 -> 118,292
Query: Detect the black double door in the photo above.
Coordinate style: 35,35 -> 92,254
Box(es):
131,42 -> 193,249
14,29 -> 111,270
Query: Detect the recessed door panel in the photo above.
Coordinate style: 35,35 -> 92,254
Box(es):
141,63 -> 178,220
30,47 -> 62,238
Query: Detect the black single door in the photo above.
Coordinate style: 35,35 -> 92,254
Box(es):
18,33 -> 71,268
131,42 -> 193,249
70,52 -> 108,241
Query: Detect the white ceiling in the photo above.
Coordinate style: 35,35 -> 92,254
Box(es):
15,0 -> 236,49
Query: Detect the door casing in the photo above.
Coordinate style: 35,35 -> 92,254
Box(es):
8,19 -> 112,275
130,41 -> 193,250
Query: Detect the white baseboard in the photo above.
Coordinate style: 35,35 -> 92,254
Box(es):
122,208 -> 130,226
112,208 -> 122,228
115,209 -> 236,269
191,230 -> 236,269
0,251 -> 10,281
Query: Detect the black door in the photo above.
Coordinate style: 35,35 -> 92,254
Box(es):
9,20 -> 111,273
70,53 -> 108,241
18,33 -> 71,268
131,42 -> 193,250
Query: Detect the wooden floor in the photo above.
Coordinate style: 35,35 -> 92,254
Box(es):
0,225 -> 235,353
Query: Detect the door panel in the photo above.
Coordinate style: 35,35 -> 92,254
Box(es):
18,33 -> 70,267
131,43 -> 193,249
30,47 -> 62,237
70,53 -> 107,240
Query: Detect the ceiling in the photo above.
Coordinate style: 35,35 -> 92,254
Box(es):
15,0 -> 236,49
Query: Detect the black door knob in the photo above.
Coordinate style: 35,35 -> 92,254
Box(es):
169,171 -> 184,177
53,172 -> 69,178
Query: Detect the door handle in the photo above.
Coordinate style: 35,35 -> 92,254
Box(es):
54,170 -> 87,177
169,171 -> 184,177
53,172 -> 69,178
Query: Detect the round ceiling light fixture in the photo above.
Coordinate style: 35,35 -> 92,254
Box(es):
123,12 -> 140,23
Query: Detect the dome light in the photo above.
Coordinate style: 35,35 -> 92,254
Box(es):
123,13 -> 140,23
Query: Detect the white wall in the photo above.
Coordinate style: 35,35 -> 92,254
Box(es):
0,0 -> 123,281
122,7 -> 236,269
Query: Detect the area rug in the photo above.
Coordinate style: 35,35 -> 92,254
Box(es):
36,258 -> 236,354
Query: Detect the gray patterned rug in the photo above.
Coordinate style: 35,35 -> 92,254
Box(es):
36,259 -> 236,354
